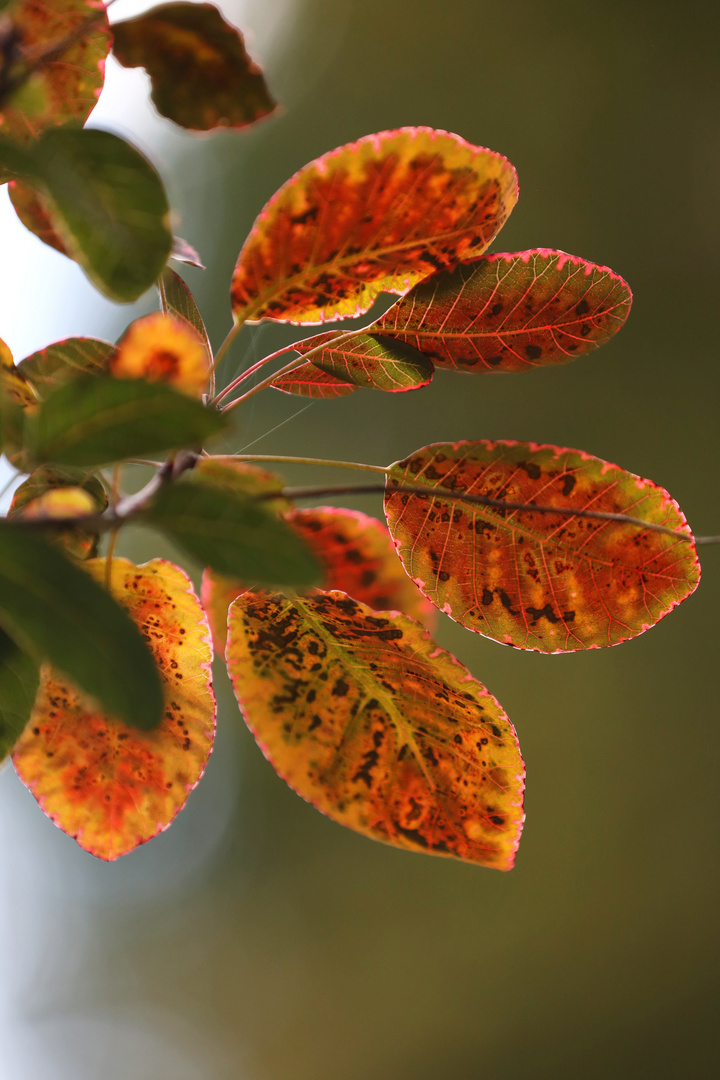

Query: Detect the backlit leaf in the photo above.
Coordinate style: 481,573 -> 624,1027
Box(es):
191,456 -> 289,508
18,337 -> 113,398
272,361 -> 358,399
170,236 -> 205,269
140,478 -> 320,586
28,374 -> 227,466
112,1 -> 277,132
110,312 -> 210,398
231,127 -> 518,325
227,589 -> 525,869
8,178 -> 68,254
10,468 -> 106,558
385,440 -> 700,651
12,559 -> 215,860
0,0 -> 111,183
0,628 -> 39,764
0,527 -> 163,728
293,330 -> 434,392
374,250 -> 632,371
203,506 -> 435,653
161,269 -> 212,356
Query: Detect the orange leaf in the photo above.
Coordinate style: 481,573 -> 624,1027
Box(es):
203,506 -> 435,654
385,440 -> 700,651
227,589 -> 525,869
12,559 -> 215,860
272,360 -> 358,399
110,312 -> 211,398
231,127 -> 518,325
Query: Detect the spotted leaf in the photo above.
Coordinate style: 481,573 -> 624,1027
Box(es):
0,0 -> 111,183
292,330 -> 433,392
203,506 -> 435,653
12,559 -> 215,861
227,589 -> 524,869
374,250 -> 632,372
385,441 -> 700,651
231,127 -> 518,325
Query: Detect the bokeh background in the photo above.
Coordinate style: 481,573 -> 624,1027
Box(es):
1,0 -> 719,1076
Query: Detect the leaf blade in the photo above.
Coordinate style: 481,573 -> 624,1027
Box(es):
0,628 -> 39,764
294,331 -> 434,392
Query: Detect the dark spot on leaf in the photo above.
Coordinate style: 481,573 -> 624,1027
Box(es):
520,460 -> 541,480
525,344 -> 542,360
575,299 -> 590,316
562,474 -> 576,496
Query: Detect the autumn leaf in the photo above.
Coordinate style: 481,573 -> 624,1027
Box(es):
111,1 -> 277,132
231,127 -> 518,325
9,467 -> 107,558
272,361 -> 357,399
227,589 -> 525,869
18,337 -> 113,398
291,330 -> 434,392
373,249 -> 633,372
110,312 -> 211,398
385,440 -> 700,651
12,559 -> 215,861
0,0 -> 111,183
202,506 -> 435,653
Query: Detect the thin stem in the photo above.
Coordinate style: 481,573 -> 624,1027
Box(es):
104,527 -> 119,589
211,341 -> 301,405
232,454 -> 388,474
209,317 -> 245,378
694,534 -> 720,545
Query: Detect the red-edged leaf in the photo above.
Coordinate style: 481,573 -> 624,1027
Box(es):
202,506 -> 435,653
8,178 -> 69,254
111,1 -> 277,132
384,441 -> 700,652
12,558 -> 216,861
231,127 -> 518,325
272,361 -> 357,399
292,331 -> 433,392
0,0 -> 111,182
374,250 -> 632,371
18,337 -> 113,398
226,589 -> 525,869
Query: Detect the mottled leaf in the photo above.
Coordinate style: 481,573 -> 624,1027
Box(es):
110,312 -> 210,398
28,374 -> 227,467
385,440 -> 700,651
231,127 -> 518,325
0,0 -> 111,183
0,526 -> 163,728
12,559 -> 215,860
161,269 -> 212,358
9,466 -> 107,559
111,1 -> 277,132
8,177 -> 68,253
293,330 -> 433,392
18,337 -> 113,398
227,589 -> 525,869
203,506 -> 436,653
170,236 -> 205,269
375,250 -> 632,372
272,361 -> 358,399
0,628 -> 39,764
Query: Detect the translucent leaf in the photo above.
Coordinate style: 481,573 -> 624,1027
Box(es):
27,374 -> 227,467
9,467 -> 107,559
227,589 -> 525,869
8,178 -> 68,254
0,0 -> 111,183
140,478 -> 320,587
231,127 -> 518,325
169,236 -> 205,269
203,506 -> 436,653
374,250 -> 633,372
272,361 -> 358,399
12,559 -> 215,860
385,440 -> 700,651
0,527 -> 163,728
111,1 -> 277,132
18,337 -> 113,399
110,313 -> 211,399
0,628 -> 39,765
161,269 -> 212,356
292,331 -> 433,392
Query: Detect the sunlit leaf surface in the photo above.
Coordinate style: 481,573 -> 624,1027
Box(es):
110,312 -> 210,398
12,559 -> 215,860
18,337 -> 113,398
375,250 -> 632,372
0,0 -> 110,182
231,127 -> 518,325
385,441 -> 700,651
227,589 -> 525,869
293,331 -> 433,392
272,361 -> 357,399
203,506 -> 435,653
112,1 -> 277,132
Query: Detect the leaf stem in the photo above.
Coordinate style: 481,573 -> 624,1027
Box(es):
211,341 -> 300,405
209,317 -> 245,378
232,454 -> 389,474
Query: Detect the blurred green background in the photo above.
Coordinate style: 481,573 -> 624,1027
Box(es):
1,0 -> 719,1076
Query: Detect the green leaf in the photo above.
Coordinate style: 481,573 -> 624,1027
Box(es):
294,331 -> 434,392
0,525 -> 163,730
0,129 -> 172,302
140,479 -> 320,586
27,375 -> 227,467
161,268 -> 212,357
0,628 -> 39,764
18,337 -> 114,399
111,1 -> 277,132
